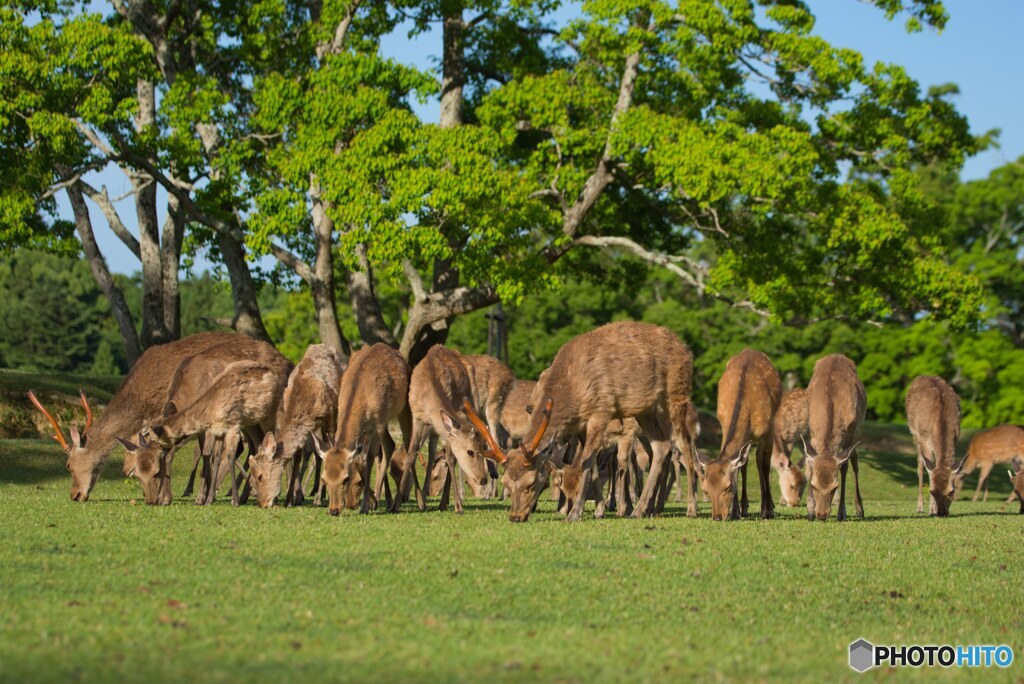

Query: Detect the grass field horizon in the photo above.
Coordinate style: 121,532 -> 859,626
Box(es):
2,414 -> 1022,683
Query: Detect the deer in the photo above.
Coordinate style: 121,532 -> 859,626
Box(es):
144,355 -> 291,505
1007,457 -> 1024,514
694,349 -> 781,521
247,344 -> 347,508
464,321 -> 696,523
394,345 -> 496,514
27,331 -> 245,501
499,379 -> 537,447
954,425 -> 1024,502
310,343 -> 413,516
461,354 -> 515,498
905,375 -> 963,517
802,354 -> 866,521
772,388 -> 809,507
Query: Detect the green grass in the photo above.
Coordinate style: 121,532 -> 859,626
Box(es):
1,435 -> 1022,684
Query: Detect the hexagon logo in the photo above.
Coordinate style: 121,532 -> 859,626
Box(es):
849,638 -> 874,672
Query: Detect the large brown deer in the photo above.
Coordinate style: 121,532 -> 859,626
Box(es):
28,331 -> 243,501
311,343 -> 412,516
905,375 -> 963,516
771,388 -> 808,507
802,354 -> 866,521
395,345 -> 495,514
1007,457 -> 1024,514
147,355 -> 291,505
248,344 -> 347,508
955,425 -> 1024,502
695,349 -> 781,521
465,321 -> 696,522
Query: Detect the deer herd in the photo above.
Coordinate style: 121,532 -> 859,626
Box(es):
27,322 -> 1024,521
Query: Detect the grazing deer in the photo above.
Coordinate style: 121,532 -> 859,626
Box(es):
772,388 -> 809,507
311,343 -> 412,516
148,356 -> 291,505
462,354 -> 515,498
248,344 -> 347,508
1007,457 -> 1024,514
466,321 -> 696,522
905,375 -> 963,517
396,345 -> 496,514
802,354 -> 866,521
695,349 -> 781,521
27,331 -> 243,501
955,425 -> 1024,502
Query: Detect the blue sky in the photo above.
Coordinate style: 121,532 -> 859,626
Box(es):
78,0 -> 1024,275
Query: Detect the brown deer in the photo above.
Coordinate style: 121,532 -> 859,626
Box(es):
499,379 -> 537,447
27,331 -> 243,501
147,355 -> 291,505
955,425 -> 1024,502
461,354 -> 515,498
1007,457 -> 1024,514
465,321 -> 696,522
395,345 -> 496,514
772,388 -> 809,507
247,344 -> 347,508
695,349 -> 781,521
311,343 -> 412,516
905,375 -> 963,517
802,354 -> 866,521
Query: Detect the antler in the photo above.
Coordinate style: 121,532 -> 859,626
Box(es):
462,400 -> 506,464
79,390 -> 93,433
525,398 -> 554,458
27,390 -> 70,451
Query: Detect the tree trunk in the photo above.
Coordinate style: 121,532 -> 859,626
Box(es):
67,182 -> 143,367
134,78 -> 167,348
160,194 -> 184,339
310,191 -> 351,356
216,233 -> 273,343
345,243 -> 397,348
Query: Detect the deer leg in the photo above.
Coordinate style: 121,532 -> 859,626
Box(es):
182,436 -> 203,498
758,435 -> 775,520
837,460 -> 850,521
738,459 -> 750,518
375,432 -> 396,507
224,433 -> 241,507
359,437 -> 380,514
672,450 -> 684,503
805,459 -> 815,521
851,450 -> 864,518
916,450 -> 926,514
655,461 -> 674,515
973,462 -> 992,502
198,441 -> 215,505
394,426 -> 427,513
444,446 -> 465,514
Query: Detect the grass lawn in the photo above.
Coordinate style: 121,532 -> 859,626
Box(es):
0,434 -> 1022,683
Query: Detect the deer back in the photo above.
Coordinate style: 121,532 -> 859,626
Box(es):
964,424 -> 1024,470
499,379 -> 537,445
716,349 -> 782,456
527,321 -> 692,445
806,354 -> 866,457
277,344 -> 347,453
773,388 -> 809,450
408,345 -> 472,428
334,343 -> 410,449
462,354 -> 515,413
905,375 -> 961,470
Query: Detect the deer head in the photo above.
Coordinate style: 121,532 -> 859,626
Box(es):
28,390 -> 99,501
921,451 -> 962,517
1009,456 -> 1024,514
801,435 -> 856,520
247,432 -> 288,508
465,398 -> 553,522
696,444 -> 752,521
437,408 -> 493,491
774,453 -> 806,507
311,434 -> 367,516
115,431 -> 170,505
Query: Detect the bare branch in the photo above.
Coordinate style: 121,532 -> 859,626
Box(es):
268,243 -> 314,283
403,259 -> 428,301
78,181 -> 142,259
317,0 -> 361,61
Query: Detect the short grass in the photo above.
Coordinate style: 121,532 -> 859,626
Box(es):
1,434 -> 1022,684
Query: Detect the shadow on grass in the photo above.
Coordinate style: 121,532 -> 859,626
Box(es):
0,438 -> 126,486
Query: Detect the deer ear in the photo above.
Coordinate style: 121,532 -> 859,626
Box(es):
311,433 -> 331,456
953,454 -> 969,475
694,449 -> 711,468
732,443 -> 753,468
261,432 -> 277,454
921,453 -> 937,472
116,436 -> 140,452
1012,456 -> 1024,473
69,425 -> 83,449
439,410 -> 460,434
836,442 -> 859,467
162,401 -> 177,417
799,434 -> 817,462
547,442 -> 569,470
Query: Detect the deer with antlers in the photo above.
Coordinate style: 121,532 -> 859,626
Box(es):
310,343 -> 412,516
954,424 -> 1024,502
27,331 -> 247,501
247,344 -> 347,508
906,375 -> 963,517
802,354 -> 866,521
771,388 -> 809,507
395,345 -> 496,514
695,349 -> 781,521
464,321 -> 695,522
